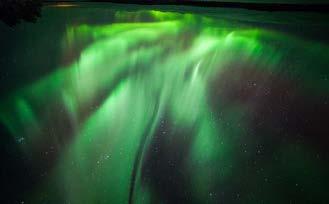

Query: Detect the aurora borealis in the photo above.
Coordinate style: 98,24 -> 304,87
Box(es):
1,3 -> 329,204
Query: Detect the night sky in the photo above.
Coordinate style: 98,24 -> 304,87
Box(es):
0,3 -> 329,204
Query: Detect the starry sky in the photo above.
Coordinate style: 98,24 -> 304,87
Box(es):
0,3 -> 329,204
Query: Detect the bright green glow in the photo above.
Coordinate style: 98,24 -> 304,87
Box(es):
1,8 -> 328,203
59,80 -> 158,203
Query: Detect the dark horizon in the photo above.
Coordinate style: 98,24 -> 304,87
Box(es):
1,0 -> 329,26
44,0 -> 329,13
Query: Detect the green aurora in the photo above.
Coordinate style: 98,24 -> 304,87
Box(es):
0,4 -> 329,203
